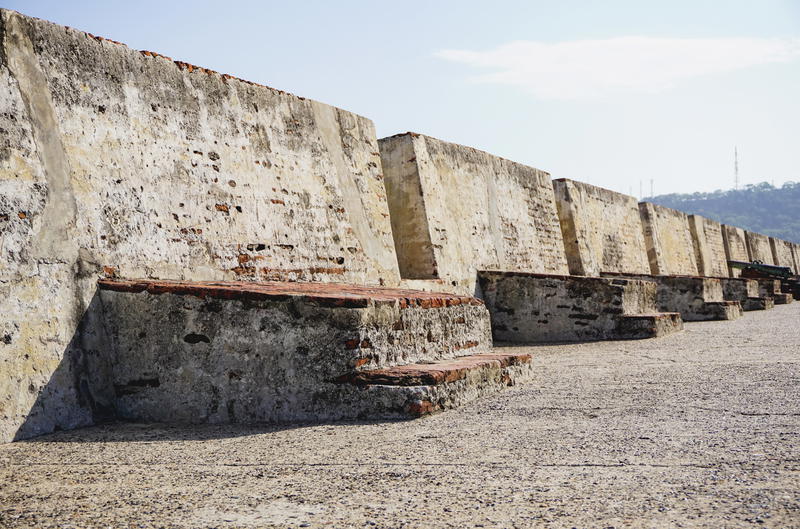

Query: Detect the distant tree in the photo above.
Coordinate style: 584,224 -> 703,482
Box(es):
643,181 -> 800,243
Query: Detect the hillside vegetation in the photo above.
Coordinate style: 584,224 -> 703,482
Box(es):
646,181 -> 800,243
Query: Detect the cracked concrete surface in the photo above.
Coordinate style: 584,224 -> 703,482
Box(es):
1,304 -> 799,528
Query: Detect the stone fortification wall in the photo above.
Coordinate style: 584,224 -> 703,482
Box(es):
792,243 -> 800,273
722,225 -> 748,277
745,231 -> 775,265
552,179 -> 651,277
379,133 -> 568,293
0,9 -> 401,441
638,203 -> 699,276
688,215 -> 728,278
770,238 -> 796,272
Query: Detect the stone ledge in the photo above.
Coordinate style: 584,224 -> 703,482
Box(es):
616,313 -> 683,339
98,279 -> 483,309
336,353 -> 531,386
476,271 -> 683,343
742,297 -> 775,311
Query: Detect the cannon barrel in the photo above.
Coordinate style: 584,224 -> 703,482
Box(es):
728,260 -> 792,279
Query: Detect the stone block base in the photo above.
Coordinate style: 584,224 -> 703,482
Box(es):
719,278 -> 773,311
780,279 -> 800,299
757,279 -> 794,305
96,279 -> 505,424
742,297 -> 775,311
337,353 -> 533,417
476,272 -> 683,343
603,274 -> 743,322
615,313 -> 685,339
774,293 -> 794,305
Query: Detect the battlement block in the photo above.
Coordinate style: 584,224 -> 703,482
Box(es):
722,225 -> 749,277
379,133 -> 569,293
552,179 -> 651,277
638,203 -> 699,276
745,232 -> 775,265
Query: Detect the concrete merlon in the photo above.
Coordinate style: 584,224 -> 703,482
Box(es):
688,214 -> 728,278
379,133 -> 569,293
721,224 -> 748,277
745,231 -> 774,265
552,179 -> 650,277
769,237 -> 796,272
638,202 -> 699,276
379,134 -> 438,279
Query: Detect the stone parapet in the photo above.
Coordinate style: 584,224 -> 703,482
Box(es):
745,231 -> 775,265
722,225 -> 749,277
638,203 -> 699,276
379,133 -> 569,293
552,179 -> 651,277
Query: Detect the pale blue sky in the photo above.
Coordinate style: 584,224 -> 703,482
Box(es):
6,0 -> 800,196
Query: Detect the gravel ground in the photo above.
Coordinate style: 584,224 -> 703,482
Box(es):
1,303 -> 799,528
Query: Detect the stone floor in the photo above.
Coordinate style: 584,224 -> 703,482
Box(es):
2,303 -> 799,528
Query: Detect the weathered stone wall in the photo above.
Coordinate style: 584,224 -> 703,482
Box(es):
792,243 -> 800,274
688,215 -> 728,278
745,231 -> 775,265
638,203 -> 699,276
770,237 -> 796,272
0,9 -> 402,442
721,225 -> 748,277
552,179 -> 650,277
379,133 -> 568,293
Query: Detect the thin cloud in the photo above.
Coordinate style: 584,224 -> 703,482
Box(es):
436,37 -> 800,100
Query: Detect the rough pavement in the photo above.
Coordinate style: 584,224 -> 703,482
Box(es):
1,303 -> 799,528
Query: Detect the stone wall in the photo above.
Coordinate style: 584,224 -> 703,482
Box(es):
721,225 -> 748,277
688,215 -> 728,278
745,231 -> 775,265
379,133 -> 568,293
792,243 -> 800,274
638,203 -> 699,276
0,9 -> 401,442
770,237 -> 796,272
552,179 -> 650,277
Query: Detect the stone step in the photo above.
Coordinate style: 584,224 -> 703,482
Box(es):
616,313 -> 684,339
772,293 -> 794,305
96,279 -> 494,424
476,272 -> 683,343
689,300 -> 743,321
718,278 -> 773,311
742,297 -> 775,311
602,273 -> 742,321
336,352 -> 533,417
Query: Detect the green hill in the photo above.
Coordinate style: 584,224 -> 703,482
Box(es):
645,181 -> 800,244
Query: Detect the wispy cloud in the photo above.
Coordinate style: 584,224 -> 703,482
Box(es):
436,37 -> 800,100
